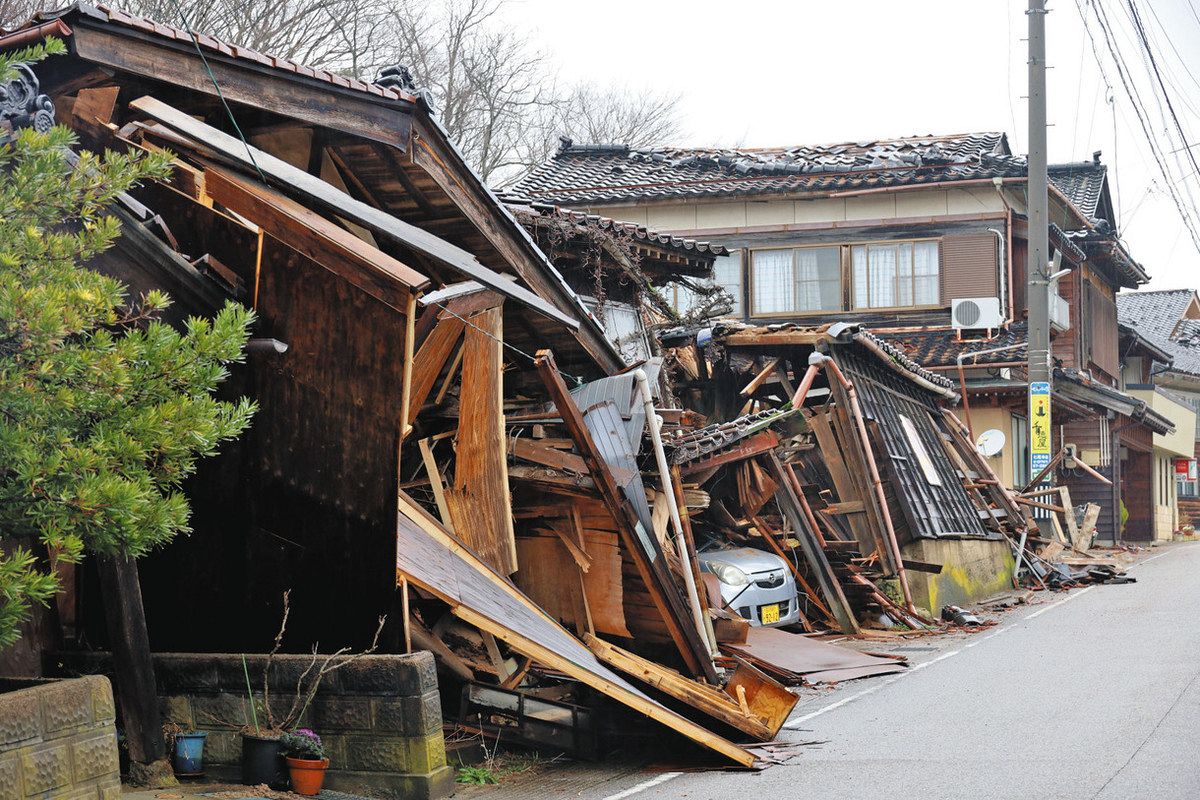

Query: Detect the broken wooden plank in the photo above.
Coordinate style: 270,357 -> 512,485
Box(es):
739,357 -> 781,396
535,351 -> 718,683
418,438 -> 454,531
446,307 -> 518,575
585,634 -> 795,741
509,437 -> 588,475
764,453 -> 860,635
395,494 -> 753,766
131,96 -> 582,329
408,315 -> 467,425
204,166 -> 427,302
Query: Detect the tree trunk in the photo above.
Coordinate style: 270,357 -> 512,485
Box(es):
97,554 -> 175,786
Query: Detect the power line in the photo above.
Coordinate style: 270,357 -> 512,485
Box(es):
1125,0 -> 1200,239
167,0 -> 267,184
1077,0 -> 1200,254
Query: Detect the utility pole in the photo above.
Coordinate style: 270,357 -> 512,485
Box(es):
1026,0 -> 1053,482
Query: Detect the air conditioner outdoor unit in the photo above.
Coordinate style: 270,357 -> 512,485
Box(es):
951,297 -> 1005,330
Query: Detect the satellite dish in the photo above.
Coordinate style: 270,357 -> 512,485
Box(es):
975,429 -> 1006,458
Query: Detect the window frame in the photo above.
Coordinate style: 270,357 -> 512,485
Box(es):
748,244 -> 842,318
746,237 -> 943,319
850,239 -> 942,312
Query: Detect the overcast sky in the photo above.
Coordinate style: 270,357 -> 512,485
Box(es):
505,0 -> 1200,292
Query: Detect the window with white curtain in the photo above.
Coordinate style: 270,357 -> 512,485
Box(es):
852,240 -> 939,309
750,246 -> 840,316
752,249 -> 796,314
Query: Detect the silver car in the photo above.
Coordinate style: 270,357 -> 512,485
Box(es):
697,546 -> 801,628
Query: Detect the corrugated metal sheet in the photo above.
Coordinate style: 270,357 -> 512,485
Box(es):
835,347 -> 990,540
570,358 -> 662,455
582,400 -> 656,558
941,233 -> 998,303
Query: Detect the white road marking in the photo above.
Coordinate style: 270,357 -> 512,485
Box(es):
602,771 -> 683,799
784,578 -> 1116,731
1024,585 -> 1094,619
608,536 -> 1189,797
1129,549 -> 1173,569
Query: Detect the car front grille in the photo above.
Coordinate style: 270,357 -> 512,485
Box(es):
754,570 -> 786,589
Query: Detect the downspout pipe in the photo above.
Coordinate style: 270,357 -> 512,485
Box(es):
987,226 -> 1008,323
634,369 -> 718,657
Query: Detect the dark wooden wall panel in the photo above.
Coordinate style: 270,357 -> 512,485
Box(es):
90,236 -> 410,653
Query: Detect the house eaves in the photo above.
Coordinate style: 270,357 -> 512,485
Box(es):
1054,367 -> 1175,435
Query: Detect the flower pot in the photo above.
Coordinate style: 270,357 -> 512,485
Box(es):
241,733 -> 288,789
286,756 -> 330,796
172,731 -> 207,776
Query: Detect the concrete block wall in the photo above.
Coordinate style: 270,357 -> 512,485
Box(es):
901,537 -> 1016,615
0,675 -> 120,800
46,652 -> 452,800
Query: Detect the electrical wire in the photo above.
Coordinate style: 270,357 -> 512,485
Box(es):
167,0 -> 267,184
1077,0 -> 1200,254
430,299 -> 585,387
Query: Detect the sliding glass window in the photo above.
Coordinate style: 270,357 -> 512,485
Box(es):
851,240 -> 939,309
750,246 -> 840,316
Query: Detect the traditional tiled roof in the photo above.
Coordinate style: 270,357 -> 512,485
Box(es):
506,199 -> 728,260
1172,319 -> 1200,376
1048,161 -> 1107,221
2,3 -> 419,104
1117,289 -> 1195,343
1117,289 -> 1200,376
511,132 -> 1018,205
877,324 -> 1028,369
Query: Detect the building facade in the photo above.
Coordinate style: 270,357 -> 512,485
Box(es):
1119,290 -> 1200,531
514,135 -> 1174,548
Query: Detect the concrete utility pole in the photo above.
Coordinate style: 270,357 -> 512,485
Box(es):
1026,0 -> 1053,481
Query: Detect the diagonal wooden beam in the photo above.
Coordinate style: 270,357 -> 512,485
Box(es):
535,350 -> 717,683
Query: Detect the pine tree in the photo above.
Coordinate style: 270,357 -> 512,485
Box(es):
0,40 -> 256,648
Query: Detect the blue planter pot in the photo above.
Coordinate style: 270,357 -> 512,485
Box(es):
173,731 -> 207,776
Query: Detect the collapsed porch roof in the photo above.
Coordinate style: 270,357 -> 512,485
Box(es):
0,2 -> 628,375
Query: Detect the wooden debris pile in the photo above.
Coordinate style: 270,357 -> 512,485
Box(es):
1010,477 -> 1136,588
665,322 -> 1030,639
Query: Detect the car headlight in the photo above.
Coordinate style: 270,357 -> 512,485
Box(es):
709,561 -> 749,587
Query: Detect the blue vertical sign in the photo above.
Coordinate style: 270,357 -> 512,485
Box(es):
1029,380 -> 1051,476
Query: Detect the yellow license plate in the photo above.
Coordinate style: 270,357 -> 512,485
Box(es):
760,604 -> 780,624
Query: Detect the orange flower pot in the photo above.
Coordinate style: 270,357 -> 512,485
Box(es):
285,756 -> 329,796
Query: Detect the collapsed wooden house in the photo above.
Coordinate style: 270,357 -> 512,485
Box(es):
2,4 -> 866,767
0,2 -> 1157,784
660,321 -> 1029,630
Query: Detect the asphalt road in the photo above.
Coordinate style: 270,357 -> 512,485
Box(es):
575,542 -> 1200,800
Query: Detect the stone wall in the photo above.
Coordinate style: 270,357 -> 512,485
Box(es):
46,652 -> 452,800
0,675 -> 120,800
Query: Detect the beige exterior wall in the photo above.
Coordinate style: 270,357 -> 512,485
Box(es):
965,406 -> 1019,489
1130,388 -> 1197,458
587,188 -> 1006,233
1151,451 -> 1179,540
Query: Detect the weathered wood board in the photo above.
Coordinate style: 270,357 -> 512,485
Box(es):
446,306 -> 518,575
395,494 -> 754,767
